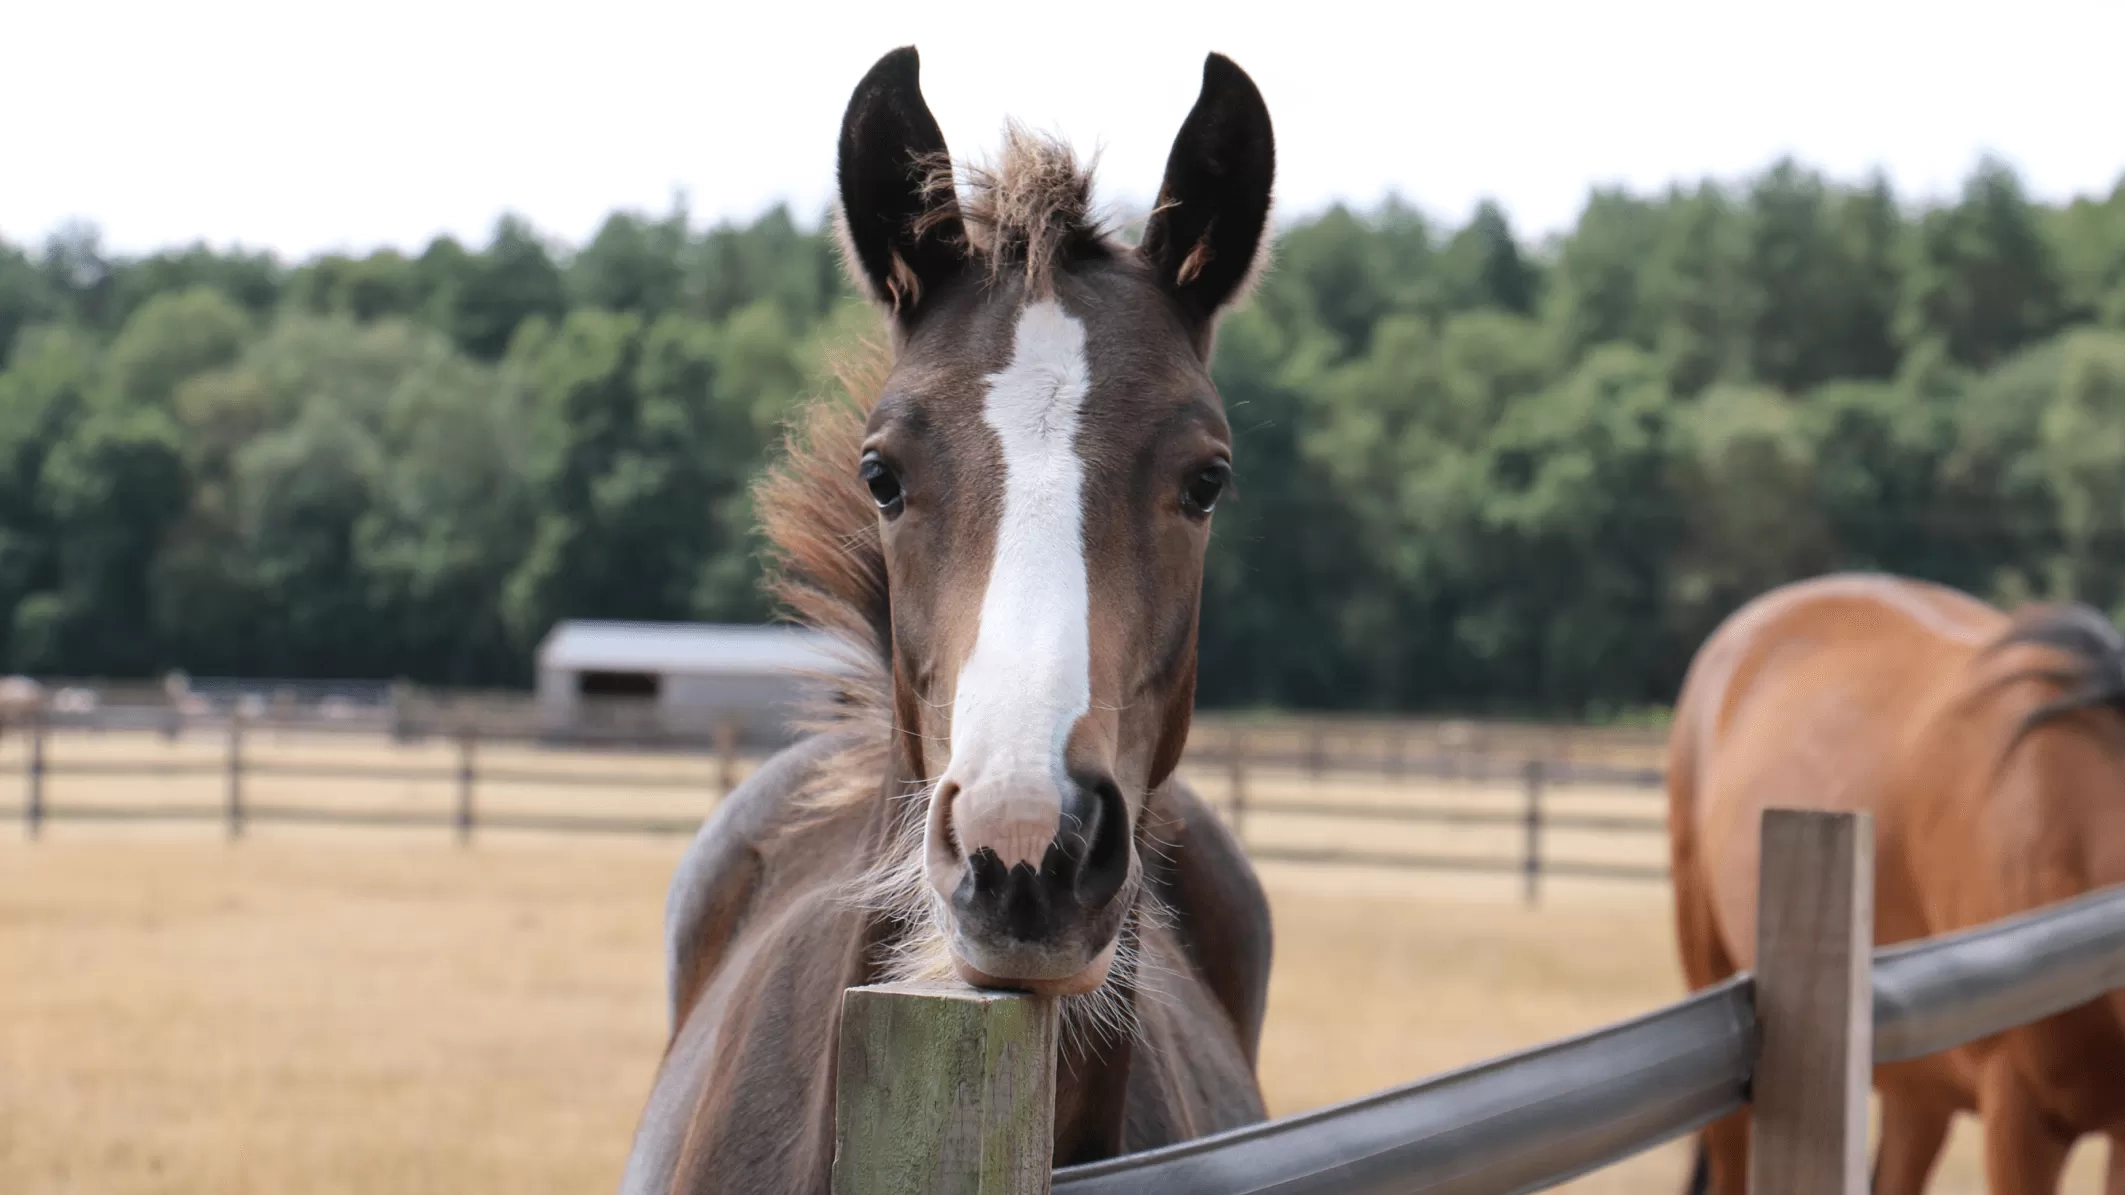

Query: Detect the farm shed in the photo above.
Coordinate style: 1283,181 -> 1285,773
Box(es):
534,620 -> 855,746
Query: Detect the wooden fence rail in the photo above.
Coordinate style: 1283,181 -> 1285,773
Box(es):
833,809 -> 2125,1195
9,712 -> 1674,894
12,714 -> 754,842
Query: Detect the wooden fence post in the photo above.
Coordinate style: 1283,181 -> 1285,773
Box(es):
1751,807 -> 1873,1195
455,726 -> 477,846
715,719 -> 739,798
1521,758 -> 1545,907
832,980 -> 1058,1195
226,710 -> 245,840
1226,727 -> 1248,842
26,714 -> 45,839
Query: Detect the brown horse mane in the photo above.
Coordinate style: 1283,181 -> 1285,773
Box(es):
751,337 -> 898,815
1978,600 -> 2125,753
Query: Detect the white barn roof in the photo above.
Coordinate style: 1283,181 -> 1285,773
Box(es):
536,621 -> 856,677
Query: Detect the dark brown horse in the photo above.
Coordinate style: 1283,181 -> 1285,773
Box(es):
1669,573 -> 2125,1194
617,46 -> 1280,1194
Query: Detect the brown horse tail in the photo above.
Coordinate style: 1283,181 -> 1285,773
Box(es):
1981,601 -> 2125,750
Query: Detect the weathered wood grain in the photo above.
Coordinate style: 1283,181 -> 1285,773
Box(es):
1750,807 -> 1873,1195
833,979 -> 1058,1195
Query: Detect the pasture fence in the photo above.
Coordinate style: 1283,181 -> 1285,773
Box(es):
9,706 -> 750,840
832,808 -> 2125,1195
5,691 -> 1674,897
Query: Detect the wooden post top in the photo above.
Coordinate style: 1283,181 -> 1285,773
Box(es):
834,979 -> 1060,1195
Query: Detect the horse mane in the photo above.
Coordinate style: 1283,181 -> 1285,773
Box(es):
752,339 -> 896,811
915,122 -> 1117,300
1980,601 -> 2125,750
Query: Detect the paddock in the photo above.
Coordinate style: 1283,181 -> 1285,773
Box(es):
0,828 -> 2110,1193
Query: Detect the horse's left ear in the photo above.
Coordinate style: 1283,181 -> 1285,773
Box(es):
1139,53 -> 1276,342
836,46 -> 966,320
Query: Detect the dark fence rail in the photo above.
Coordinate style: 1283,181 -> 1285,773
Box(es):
6,699 -> 1674,895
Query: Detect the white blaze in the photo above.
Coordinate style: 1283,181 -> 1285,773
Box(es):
941,299 -> 1093,869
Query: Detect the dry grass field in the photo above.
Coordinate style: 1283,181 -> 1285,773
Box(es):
0,731 -> 2109,1194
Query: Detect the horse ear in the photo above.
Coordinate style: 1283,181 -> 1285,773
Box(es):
835,46 -> 966,318
1138,53 -> 1276,338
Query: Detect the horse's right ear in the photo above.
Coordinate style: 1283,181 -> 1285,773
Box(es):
835,46 -> 966,319
1139,53 -> 1276,343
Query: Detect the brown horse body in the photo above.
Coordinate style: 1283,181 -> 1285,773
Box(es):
1669,572 -> 2125,1194
619,45 -> 1281,1193
616,731 -> 1269,1194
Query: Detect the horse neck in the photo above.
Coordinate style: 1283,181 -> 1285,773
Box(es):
1054,990 -> 1138,1163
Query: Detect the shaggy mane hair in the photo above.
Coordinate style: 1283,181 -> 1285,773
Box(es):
753,340 -> 897,810
917,123 -> 1117,300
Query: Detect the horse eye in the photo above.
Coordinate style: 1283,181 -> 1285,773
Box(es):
858,452 -> 904,516
1181,463 -> 1230,516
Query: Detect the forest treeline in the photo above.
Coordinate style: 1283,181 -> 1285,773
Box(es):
4,156 -> 2125,715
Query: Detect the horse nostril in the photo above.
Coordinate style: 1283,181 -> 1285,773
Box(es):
1061,775 -> 1130,908
966,846 -> 1009,895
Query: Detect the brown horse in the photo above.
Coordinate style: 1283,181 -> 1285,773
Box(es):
1669,572 -> 2125,1194
616,47 -> 1280,1194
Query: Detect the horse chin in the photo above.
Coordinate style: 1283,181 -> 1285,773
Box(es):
951,938 -> 1118,998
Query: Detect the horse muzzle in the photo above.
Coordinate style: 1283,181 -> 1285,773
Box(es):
925,771 -> 1136,994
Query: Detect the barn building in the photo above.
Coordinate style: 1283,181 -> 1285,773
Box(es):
534,621 -> 856,747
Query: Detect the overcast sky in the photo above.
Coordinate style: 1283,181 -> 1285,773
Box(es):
6,0 -> 2119,260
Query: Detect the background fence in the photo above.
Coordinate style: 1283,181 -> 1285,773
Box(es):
1,683 -> 1675,900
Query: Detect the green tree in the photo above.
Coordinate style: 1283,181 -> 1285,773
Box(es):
2037,330 -> 2125,613
689,205 -> 846,328
2051,182 -> 2125,328
287,250 -> 423,322
1642,184 -> 1748,395
1900,158 -> 2064,368
1433,200 -> 1538,317
571,206 -> 690,318
1541,189 -> 1661,368
428,218 -> 568,360
105,287 -> 252,408
503,310 -> 763,644
1668,384 -> 1832,639
0,240 -> 57,367
24,405 -> 188,673
107,245 -> 281,331
0,328 -> 98,667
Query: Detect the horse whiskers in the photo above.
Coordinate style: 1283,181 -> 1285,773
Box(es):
833,777 -> 1162,1056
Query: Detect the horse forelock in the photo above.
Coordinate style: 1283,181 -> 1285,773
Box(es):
915,123 -> 1116,301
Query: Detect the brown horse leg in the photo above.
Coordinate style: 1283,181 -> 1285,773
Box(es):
1873,1095 -> 1952,1195
1979,1059 -> 2073,1195
1672,871 -> 1743,1194
1696,1111 -> 1749,1195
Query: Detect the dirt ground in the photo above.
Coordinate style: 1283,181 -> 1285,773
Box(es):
0,736 -> 2110,1193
